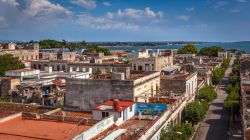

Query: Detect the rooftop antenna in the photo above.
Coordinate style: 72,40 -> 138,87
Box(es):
61,32 -> 64,51
62,32 -> 64,41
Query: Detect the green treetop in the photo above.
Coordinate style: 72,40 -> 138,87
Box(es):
0,54 -> 25,76
199,46 -> 224,57
177,44 -> 198,54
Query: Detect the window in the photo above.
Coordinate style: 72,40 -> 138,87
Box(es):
145,64 -> 149,71
152,64 -> 154,70
134,64 -> 136,70
102,112 -> 109,118
129,106 -> 133,112
62,65 -> 65,71
57,65 -> 60,71
138,66 -> 142,71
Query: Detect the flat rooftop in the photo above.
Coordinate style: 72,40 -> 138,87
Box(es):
0,102 -> 51,119
128,71 -> 159,80
0,117 -> 92,140
161,72 -> 196,80
94,116 -> 154,139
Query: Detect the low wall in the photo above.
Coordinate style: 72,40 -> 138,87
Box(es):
0,112 -> 22,123
73,115 -> 114,140
44,108 -> 61,115
21,112 -> 97,124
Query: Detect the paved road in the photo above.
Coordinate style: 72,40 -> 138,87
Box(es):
193,59 -> 234,140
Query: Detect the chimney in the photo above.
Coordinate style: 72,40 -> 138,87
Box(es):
113,100 -> 121,112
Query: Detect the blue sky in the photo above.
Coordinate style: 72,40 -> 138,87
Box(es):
0,0 -> 249,42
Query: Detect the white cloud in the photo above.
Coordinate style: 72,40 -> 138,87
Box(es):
230,9 -> 240,13
106,7 -> 164,20
200,24 -> 208,28
75,7 -> 165,31
236,0 -> 247,2
213,1 -> 229,9
186,7 -> 195,12
0,16 -> 8,28
103,2 -> 111,7
71,0 -> 96,9
0,16 -> 5,22
177,15 -> 190,21
0,0 -> 19,6
76,14 -> 139,30
23,0 -> 71,20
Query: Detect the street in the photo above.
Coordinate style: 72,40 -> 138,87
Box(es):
193,59 -> 234,140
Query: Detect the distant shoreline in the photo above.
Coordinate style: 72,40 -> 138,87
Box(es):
106,42 -> 250,52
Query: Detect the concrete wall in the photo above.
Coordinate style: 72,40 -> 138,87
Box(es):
186,73 -> 197,99
160,72 -> 197,97
65,79 -> 134,111
0,78 -> 20,96
160,79 -> 186,94
73,115 -> 114,140
134,77 -> 160,102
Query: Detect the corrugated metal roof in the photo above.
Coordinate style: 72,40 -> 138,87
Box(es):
161,65 -> 180,72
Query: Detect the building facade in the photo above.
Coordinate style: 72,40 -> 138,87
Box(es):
65,71 -> 160,111
132,49 -> 173,71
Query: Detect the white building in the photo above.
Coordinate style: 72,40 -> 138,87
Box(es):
92,100 -> 136,126
5,69 -> 40,81
218,51 -> 228,59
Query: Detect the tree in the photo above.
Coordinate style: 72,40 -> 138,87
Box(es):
199,46 -> 224,57
93,68 -> 101,78
184,101 -> 208,125
39,39 -> 88,50
212,59 -> 229,85
85,46 -> 112,56
0,54 -> 25,76
224,59 -> 240,120
177,44 -> 198,54
198,86 -> 217,102
160,123 -> 194,140
212,68 -> 224,85
221,59 -> 230,69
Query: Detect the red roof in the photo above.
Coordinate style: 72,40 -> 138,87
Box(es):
95,100 -> 134,112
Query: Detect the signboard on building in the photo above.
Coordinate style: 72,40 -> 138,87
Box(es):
136,103 -> 167,115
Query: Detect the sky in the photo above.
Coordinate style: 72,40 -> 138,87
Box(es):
0,0 -> 249,42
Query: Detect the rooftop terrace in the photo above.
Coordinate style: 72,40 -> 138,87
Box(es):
0,102 -> 51,119
0,117 -> 92,140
